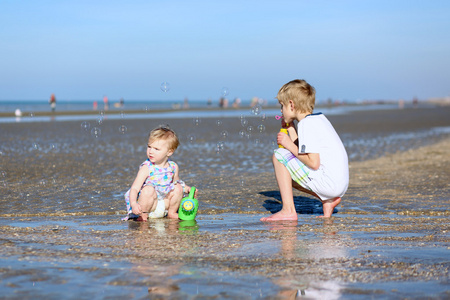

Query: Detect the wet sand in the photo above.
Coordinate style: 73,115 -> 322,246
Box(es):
0,106 -> 449,299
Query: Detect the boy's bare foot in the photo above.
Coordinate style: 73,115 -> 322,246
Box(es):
318,197 -> 341,218
260,210 -> 298,222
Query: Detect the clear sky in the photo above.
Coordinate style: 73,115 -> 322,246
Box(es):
1,0 -> 449,102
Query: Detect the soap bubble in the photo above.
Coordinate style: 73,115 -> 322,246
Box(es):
160,82 -> 170,92
251,104 -> 262,115
257,124 -> 266,133
97,116 -> 104,125
81,121 -> 91,132
216,141 -> 225,154
246,126 -> 254,133
241,118 -> 248,127
193,117 -> 201,126
239,130 -> 246,138
187,134 -> 196,143
33,143 -> 40,150
239,114 -> 245,120
91,127 -> 102,138
119,125 -> 127,134
260,113 -> 267,122
220,130 -> 228,139
221,87 -> 229,97
216,119 -> 222,126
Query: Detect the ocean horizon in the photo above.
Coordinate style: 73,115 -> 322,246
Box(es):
0,102 -> 403,124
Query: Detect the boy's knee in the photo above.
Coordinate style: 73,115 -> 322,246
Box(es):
272,153 -> 282,166
272,153 -> 277,163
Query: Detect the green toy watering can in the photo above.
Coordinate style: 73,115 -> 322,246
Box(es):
178,187 -> 198,221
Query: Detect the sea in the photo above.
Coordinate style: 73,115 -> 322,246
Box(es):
0,99 -> 402,123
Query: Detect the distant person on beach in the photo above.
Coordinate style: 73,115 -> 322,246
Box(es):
49,93 -> 56,112
183,97 -> 189,109
123,126 -> 196,221
232,97 -> 241,108
261,79 -> 349,221
219,97 -> 229,108
103,95 -> 109,111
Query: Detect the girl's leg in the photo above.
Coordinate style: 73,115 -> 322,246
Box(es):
260,154 -> 298,221
138,186 -> 157,221
165,184 -> 183,219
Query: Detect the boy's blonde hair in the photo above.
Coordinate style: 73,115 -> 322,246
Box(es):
148,125 -> 179,151
277,79 -> 315,113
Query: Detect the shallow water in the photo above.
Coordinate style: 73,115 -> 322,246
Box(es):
0,214 -> 448,299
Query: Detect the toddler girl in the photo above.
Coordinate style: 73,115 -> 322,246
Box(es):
123,125 -> 194,221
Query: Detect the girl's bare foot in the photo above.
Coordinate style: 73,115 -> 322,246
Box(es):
136,215 -> 148,222
260,210 -> 298,222
318,197 -> 341,218
167,212 -> 179,219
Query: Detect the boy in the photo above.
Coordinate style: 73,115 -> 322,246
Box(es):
261,79 -> 349,221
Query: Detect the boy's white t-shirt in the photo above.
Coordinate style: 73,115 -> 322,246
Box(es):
297,113 -> 349,200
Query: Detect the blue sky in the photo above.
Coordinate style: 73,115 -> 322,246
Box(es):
1,0 -> 449,102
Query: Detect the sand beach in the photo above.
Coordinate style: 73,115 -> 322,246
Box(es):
0,104 -> 449,299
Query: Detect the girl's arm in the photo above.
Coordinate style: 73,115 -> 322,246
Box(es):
128,165 -> 150,214
173,162 -> 198,198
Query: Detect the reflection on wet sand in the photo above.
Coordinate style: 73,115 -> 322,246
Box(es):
265,219 -> 348,299
127,219 -> 201,297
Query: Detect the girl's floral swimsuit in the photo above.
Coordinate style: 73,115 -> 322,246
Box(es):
122,159 -> 184,220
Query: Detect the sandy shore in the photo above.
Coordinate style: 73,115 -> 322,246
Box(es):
0,106 -> 449,298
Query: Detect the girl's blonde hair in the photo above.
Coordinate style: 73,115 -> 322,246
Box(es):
277,79 -> 315,113
148,125 -> 179,151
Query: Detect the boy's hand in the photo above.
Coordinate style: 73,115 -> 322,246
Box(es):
277,131 -> 290,148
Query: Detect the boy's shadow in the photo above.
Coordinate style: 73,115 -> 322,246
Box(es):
260,191 -> 336,215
